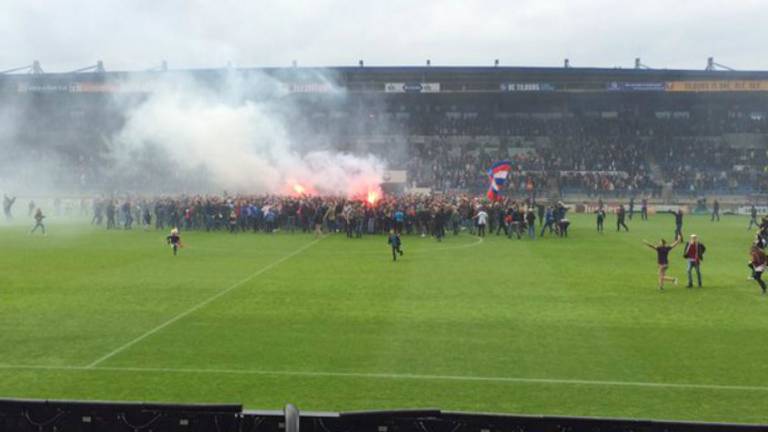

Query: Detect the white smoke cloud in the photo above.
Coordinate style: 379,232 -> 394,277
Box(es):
112,73 -> 386,197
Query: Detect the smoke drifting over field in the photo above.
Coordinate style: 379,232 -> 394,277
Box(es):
0,71 -> 387,199
109,73 -> 386,197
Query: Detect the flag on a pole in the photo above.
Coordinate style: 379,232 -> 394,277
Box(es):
486,160 -> 512,201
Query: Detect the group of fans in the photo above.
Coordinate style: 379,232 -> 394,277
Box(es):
6,190 -> 768,294
639,203 -> 768,295
79,194 -> 571,242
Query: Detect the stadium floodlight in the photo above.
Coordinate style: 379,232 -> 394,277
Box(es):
706,56 -> 734,71
69,60 -> 105,73
635,57 -> 651,69
1,61 -> 43,74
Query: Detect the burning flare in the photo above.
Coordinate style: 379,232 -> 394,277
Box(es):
367,190 -> 379,205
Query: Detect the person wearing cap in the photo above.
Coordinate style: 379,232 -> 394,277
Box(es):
682,234 -> 706,288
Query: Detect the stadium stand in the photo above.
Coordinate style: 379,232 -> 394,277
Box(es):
1,66 -> 768,198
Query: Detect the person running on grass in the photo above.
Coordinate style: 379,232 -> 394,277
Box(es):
643,238 -> 680,291
387,229 -> 404,261
166,227 -> 182,256
29,208 -> 46,235
749,245 -> 768,295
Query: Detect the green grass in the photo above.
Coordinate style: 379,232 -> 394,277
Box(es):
1,214 -> 767,424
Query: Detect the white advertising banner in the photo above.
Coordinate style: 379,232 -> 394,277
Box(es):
384,82 -> 440,93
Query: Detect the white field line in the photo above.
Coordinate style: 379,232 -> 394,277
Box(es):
2,363 -> 768,392
85,239 -> 321,368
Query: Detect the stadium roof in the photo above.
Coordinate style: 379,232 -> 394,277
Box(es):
4,65 -> 768,95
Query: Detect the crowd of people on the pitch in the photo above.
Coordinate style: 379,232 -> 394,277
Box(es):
82,194 -> 573,242
10,187 -> 768,294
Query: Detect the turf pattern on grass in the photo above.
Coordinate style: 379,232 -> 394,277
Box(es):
0,214 -> 766,423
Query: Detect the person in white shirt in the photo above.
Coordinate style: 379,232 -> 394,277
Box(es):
474,208 -> 488,237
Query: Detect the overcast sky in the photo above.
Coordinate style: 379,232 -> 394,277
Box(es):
2,0 -> 767,73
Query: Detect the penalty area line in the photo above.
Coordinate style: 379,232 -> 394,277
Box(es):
1,363 -> 768,393
84,238 -> 321,369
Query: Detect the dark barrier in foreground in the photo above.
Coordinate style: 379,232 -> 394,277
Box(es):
1,399 -> 767,432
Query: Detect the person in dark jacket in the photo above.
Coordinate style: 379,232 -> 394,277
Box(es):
670,209 -> 684,240
682,234 -> 706,288
711,199 -> 720,222
3,194 -> 16,221
596,208 -> 605,233
616,205 -> 629,232
748,205 -> 759,230
166,228 -> 182,256
387,229 -> 404,261
540,206 -> 555,237
749,245 -> 767,294
30,208 -> 46,235
525,208 -> 536,239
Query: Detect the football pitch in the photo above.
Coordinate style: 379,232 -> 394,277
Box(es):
1,213 -> 767,424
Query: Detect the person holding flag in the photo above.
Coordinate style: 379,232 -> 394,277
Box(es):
486,160 -> 513,202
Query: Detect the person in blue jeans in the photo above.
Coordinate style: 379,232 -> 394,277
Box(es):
540,207 -> 554,237
525,208 -> 536,239
387,229 -> 404,261
682,234 -> 706,288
